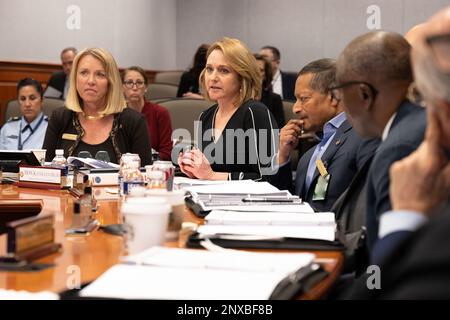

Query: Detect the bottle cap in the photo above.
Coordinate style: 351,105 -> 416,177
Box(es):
55,149 -> 64,156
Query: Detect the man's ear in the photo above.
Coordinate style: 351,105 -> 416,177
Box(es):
329,93 -> 339,108
358,84 -> 374,110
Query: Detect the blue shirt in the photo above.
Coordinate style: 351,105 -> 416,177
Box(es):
0,112 -> 48,150
304,112 -> 347,192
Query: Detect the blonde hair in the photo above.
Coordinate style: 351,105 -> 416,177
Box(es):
65,47 -> 126,115
200,37 -> 262,107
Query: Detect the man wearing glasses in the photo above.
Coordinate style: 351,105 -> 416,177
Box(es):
343,6 -> 450,299
332,31 -> 427,251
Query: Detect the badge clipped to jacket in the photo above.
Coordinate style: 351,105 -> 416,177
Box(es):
312,159 -> 330,201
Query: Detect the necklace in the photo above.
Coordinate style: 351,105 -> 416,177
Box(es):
82,113 -> 105,120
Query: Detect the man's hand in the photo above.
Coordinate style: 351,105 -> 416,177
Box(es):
278,119 -> 304,164
389,109 -> 450,214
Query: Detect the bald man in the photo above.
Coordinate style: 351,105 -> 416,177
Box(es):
343,6 -> 450,299
333,31 -> 427,248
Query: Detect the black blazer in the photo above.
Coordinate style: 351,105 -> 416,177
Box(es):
268,119 -> 379,212
365,101 -> 426,248
44,71 -> 67,99
197,100 -> 278,181
43,107 -> 152,165
342,200 -> 450,299
281,71 -> 297,101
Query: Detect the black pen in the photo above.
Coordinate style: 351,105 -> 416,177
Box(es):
242,197 -> 302,203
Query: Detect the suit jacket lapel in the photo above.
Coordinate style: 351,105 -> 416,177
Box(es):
308,120 -> 352,193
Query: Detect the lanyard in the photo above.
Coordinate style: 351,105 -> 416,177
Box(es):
18,114 -> 44,150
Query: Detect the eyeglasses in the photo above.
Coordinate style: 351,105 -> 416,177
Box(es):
425,33 -> 450,73
328,81 -> 378,101
123,80 -> 145,89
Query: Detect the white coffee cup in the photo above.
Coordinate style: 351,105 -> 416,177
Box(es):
121,197 -> 171,255
145,189 -> 185,240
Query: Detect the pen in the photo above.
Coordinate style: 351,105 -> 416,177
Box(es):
242,197 -> 302,203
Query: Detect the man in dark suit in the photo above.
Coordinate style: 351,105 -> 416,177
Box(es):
333,31 -> 426,249
44,47 -> 77,99
260,46 -> 297,101
342,7 -> 450,298
268,58 -> 379,212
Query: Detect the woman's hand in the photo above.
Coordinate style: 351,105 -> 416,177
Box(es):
178,148 -> 228,180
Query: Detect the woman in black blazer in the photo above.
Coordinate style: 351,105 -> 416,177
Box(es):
178,38 -> 278,181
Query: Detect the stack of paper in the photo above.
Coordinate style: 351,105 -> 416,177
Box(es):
79,247 -> 315,300
184,181 -> 313,212
197,210 -> 336,242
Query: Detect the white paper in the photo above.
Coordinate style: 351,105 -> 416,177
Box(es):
197,224 -> 336,242
206,210 -> 335,226
80,247 -> 315,300
184,181 -> 281,195
201,203 -> 315,213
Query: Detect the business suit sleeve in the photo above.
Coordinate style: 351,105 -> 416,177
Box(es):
356,138 -> 380,170
370,143 -> 420,225
267,160 -> 294,193
229,106 -> 278,181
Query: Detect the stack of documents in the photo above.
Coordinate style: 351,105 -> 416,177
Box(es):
79,246 -> 316,300
184,180 -> 313,213
198,210 -> 336,242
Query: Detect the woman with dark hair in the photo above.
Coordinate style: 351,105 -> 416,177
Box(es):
254,53 -> 285,127
0,78 -> 48,150
176,44 -> 209,98
122,66 -> 173,161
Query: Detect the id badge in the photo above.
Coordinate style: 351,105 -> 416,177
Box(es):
312,174 -> 330,201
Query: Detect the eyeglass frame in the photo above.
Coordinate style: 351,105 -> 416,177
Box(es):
123,80 -> 146,89
328,81 -> 379,101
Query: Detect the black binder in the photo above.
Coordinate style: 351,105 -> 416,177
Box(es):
186,232 -> 345,251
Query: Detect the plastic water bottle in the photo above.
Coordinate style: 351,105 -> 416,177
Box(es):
118,153 -> 134,196
51,149 -> 69,185
122,157 -> 145,196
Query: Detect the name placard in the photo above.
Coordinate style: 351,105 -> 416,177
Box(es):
19,165 -> 63,184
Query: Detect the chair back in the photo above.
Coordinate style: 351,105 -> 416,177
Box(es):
154,71 -> 184,86
145,83 -> 178,101
4,98 -> 65,123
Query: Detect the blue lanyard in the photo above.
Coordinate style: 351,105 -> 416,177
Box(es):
18,114 -> 44,150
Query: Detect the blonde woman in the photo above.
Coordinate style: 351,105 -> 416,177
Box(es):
178,38 -> 278,181
43,48 -> 152,165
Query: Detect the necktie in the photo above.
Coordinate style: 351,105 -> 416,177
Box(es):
304,127 -> 335,193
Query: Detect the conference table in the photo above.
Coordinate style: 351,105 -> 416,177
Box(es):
0,184 -> 343,300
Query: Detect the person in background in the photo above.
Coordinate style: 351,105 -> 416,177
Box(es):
177,44 -> 209,99
122,66 -> 173,161
43,47 -> 152,165
0,78 -> 48,150
259,45 -> 296,101
44,47 -> 77,100
254,53 -> 285,128
178,37 -> 277,181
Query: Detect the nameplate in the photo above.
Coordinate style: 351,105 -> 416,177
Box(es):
19,165 -> 63,184
6,214 -> 61,260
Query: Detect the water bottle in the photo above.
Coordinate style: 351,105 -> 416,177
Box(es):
51,149 -> 69,185
118,153 -> 134,196
122,157 -> 145,196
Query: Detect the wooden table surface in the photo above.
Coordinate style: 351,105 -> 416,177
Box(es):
0,184 -> 343,299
